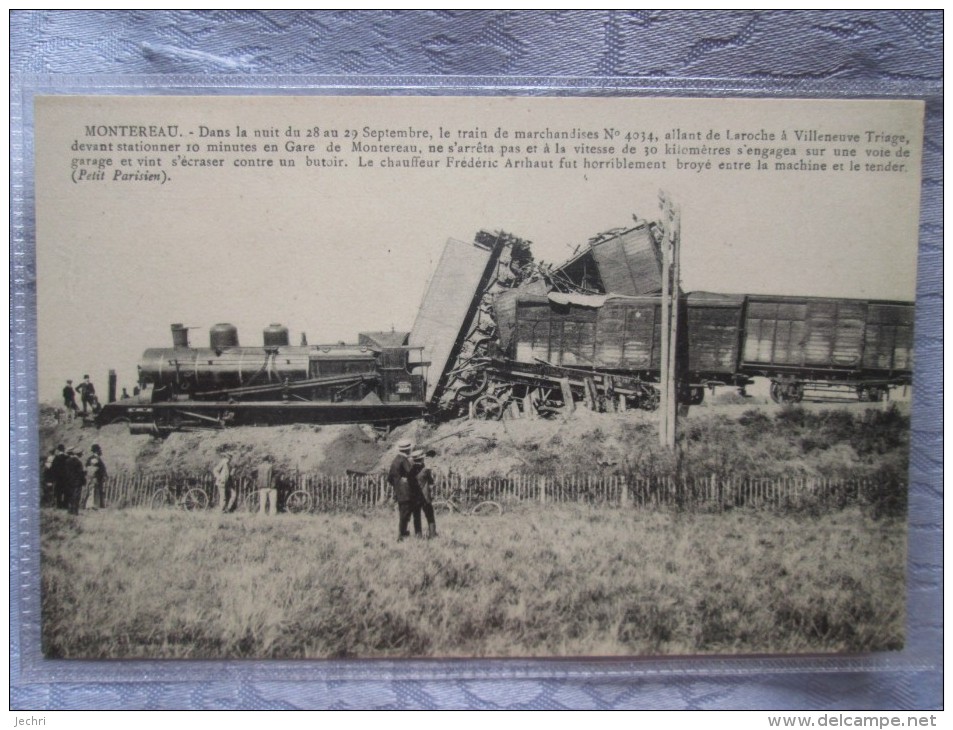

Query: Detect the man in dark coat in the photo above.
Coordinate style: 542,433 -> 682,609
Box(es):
64,448 -> 86,515
62,380 -> 79,419
411,449 -> 438,539
50,444 -> 69,509
388,439 -> 419,540
76,375 -> 97,414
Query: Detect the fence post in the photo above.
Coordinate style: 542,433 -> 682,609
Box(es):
538,475 -> 546,504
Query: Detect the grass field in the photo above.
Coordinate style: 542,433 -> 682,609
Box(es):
41,504 -> 905,659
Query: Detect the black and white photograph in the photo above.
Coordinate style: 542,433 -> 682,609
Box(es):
35,94 -> 922,659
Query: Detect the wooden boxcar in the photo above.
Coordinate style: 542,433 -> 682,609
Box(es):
738,294 -> 914,401
496,291 -> 913,404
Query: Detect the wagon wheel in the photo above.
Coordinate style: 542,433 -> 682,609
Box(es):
473,395 -> 505,420
770,381 -> 782,404
776,382 -> 803,404
640,387 -> 660,412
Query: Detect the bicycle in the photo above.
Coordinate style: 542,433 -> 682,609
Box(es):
284,490 -> 313,514
238,487 -> 310,513
150,482 -> 210,511
431,487 -> 503,517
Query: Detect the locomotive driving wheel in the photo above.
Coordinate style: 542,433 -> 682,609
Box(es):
473,394 -> 505,420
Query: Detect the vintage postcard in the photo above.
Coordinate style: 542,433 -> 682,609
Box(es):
35,95 -> 922,658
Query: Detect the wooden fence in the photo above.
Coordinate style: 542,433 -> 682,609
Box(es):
74,471 -> 887,513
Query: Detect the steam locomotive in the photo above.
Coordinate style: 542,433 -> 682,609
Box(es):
97,323 -> 427,433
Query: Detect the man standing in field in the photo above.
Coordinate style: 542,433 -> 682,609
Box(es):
65,447 -> 86,516
257,455 -> 278,516
213,453 -> 236,512
411,449 -> 438,539
50,444 -> 69,509
389,439 -> 416,541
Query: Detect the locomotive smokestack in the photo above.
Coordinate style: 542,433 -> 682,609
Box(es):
171,323 -> 190,349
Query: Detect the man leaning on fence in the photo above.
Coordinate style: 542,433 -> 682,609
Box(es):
257,455 -> 278,516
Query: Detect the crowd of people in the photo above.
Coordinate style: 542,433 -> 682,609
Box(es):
42,443 -> 107,514
42,426 -> 440,539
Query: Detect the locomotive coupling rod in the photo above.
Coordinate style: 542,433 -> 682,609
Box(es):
174,409 -> 228,426
196,373 -> 377,398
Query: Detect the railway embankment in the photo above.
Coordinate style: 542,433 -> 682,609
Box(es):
40,399 -> 909,501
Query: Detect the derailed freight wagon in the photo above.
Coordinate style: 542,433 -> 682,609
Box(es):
468,290 -> 914,417
481,291 -> 750,416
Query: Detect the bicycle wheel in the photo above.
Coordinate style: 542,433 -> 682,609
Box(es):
241,491 -> 260,513
183,488 -> 209,511
470,501 -> 503,516
150,488 -> 174,509
285,490 -> 312,514
431,499 -> 454,516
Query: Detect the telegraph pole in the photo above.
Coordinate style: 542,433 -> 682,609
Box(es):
658,210 -> 671,447
657,191 -> 680,449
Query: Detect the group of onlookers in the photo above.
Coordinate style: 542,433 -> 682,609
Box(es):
211,453 -> 281,515
62,375 -> 99,419
41,437 -> 441,536
388,439 -> 438,540
43,443 -> 107,514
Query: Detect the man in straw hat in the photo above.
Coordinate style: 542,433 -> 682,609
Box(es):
389,439 -> 418,541
411,449 -> 438,539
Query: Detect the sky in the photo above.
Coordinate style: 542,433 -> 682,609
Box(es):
35,95 -> 923,403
